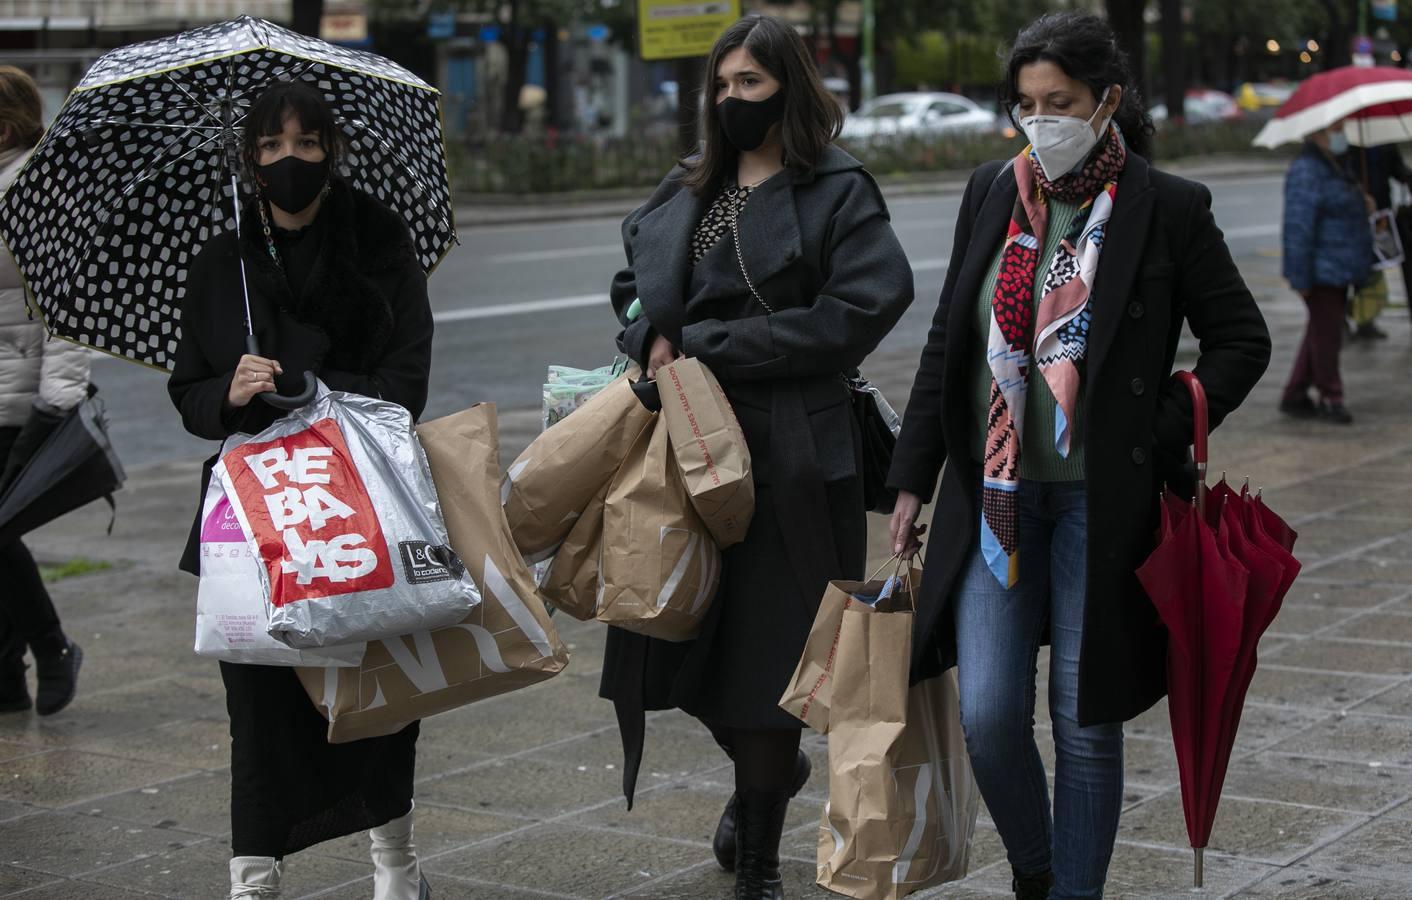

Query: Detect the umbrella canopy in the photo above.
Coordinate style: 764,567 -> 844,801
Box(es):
1252,66 -> 1412,148
1135,372 -> 1301,889
0,391 -> 125,546
0,16 -> 455,371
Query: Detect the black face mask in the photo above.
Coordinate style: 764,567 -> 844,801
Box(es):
255,155 -> 330,215
718,91 -> 786,153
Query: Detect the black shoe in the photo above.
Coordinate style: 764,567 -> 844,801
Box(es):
734,789 -> 789,900
1354,322 -> 1389,340
35,641 -> 81,716
1279,395 -> 1318,419
1319,402 -> 1354,425
0,658 -> 31,713
714,750 -> 811,872
1012,868 -> 1054,900
419,874 -> 431,899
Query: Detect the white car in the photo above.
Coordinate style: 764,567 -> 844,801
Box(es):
840,92 -> 999,142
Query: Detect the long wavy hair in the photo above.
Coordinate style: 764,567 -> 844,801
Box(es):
1001,11 -> 1155,159
681,15 -> 843,195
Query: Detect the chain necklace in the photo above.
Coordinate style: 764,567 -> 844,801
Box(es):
255,183 -> 331,268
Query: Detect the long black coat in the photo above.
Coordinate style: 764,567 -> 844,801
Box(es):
888,153 -> 1271,727
599,145 -> 914,802
166,180 -> 433,856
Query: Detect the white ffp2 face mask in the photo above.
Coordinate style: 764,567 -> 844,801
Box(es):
1019,88 -> 1114,181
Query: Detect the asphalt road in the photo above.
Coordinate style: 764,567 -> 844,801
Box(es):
89,172 -> 1287,468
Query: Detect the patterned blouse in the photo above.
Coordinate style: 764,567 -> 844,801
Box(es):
691,182 -> 755,266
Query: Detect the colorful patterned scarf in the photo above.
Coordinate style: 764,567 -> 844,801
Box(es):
980,125 -> 1126,587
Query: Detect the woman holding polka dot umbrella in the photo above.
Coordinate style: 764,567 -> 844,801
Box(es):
0,15 -> 454,375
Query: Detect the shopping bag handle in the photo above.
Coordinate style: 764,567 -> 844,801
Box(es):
246,334 -> 318,411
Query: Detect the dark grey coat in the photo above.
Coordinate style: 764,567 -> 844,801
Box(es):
599,145 -> 914,803
888,153 -> 1272,727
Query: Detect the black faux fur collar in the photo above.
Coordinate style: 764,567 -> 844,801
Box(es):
239,178 -> 412,372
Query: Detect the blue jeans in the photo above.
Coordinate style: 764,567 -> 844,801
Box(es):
953,478 -> 1124,899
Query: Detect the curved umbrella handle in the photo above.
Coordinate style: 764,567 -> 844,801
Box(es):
1175,370 -> 1209,491
245,335 -> 318,411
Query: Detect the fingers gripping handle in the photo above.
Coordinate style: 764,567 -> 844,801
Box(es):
245,334 -> 318,411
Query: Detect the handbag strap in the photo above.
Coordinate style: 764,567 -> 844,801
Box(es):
730,203 -> 776,314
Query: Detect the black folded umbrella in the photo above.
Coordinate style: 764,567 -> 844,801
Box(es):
0,392 -> 126,546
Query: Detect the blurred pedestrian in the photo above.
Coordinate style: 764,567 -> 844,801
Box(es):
1341,142 -> 1409,339
601,15 -> 913,899
0,65 -> 89,717
1281,121 -> 1373,425
167,81 -> 434,900
887,12 -> 1270,899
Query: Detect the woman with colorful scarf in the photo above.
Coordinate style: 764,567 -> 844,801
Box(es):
886,13 -> 1271,899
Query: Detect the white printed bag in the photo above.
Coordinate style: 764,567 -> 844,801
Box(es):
194,477 -> 365,667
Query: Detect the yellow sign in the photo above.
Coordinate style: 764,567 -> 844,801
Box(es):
638,0 -> 742,61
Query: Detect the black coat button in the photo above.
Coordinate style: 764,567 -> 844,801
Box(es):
1128,301 -> 1145,319
1131,377 -> 1145,396
1131,447 -> 1147,465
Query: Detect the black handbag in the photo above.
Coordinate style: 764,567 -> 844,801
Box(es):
847,374 -> 901,514
731,209 -> 902,514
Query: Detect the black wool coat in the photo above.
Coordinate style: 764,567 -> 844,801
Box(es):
599,145 -> 914,802
887,153 -> 1272,727
168,179 -> 433,575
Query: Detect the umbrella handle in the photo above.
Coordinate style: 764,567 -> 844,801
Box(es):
245,335 -> 318,411
1175,370 -> 1209,488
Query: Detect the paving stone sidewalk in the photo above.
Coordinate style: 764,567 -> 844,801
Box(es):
3,248 -> 1412,899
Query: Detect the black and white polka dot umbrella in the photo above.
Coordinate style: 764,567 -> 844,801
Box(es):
0,16 -> 455,371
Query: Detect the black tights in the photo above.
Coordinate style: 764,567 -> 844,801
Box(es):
706,720 -> 801,793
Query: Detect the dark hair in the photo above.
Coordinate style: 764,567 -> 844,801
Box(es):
0,65 -> 44,150
682,15 -> 843,195
241,80 -> 343,174
1001,11 -> 1155,159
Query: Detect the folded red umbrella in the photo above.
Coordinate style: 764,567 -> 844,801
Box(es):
1136,372 -> 1301,888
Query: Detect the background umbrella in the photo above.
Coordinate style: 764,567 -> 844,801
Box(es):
0,15 -> 455,391
0,389 -> 125,546
1136,372 -> 1301,888
1252,65 -> 1412,148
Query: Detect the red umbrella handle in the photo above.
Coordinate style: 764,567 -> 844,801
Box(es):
1175,371 -> 1210,515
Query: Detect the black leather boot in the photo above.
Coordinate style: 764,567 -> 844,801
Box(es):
734,789 -> 789,900
34,640 -> 81,717
1012,868 -> 1053,900
0,655 -> 30,713
713,750 -> 811,871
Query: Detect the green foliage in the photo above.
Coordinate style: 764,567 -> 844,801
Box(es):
39,558 -> 113,583
892,31 -> 1007,90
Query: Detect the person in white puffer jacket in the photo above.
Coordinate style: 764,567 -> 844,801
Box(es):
0,65 -> 88,716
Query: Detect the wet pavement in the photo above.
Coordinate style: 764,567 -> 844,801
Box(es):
3,243 -> 1412,898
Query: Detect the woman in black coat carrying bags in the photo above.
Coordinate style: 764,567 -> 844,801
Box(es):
598,15 -> 913,899
167,82 -> 433,900
887,14 -> 1270,900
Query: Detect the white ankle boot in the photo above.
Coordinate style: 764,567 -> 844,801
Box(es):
370,803 -> 429,900
229,856 -> 282,899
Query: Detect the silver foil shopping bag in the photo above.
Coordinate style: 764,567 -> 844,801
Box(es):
213,384 -> 479,649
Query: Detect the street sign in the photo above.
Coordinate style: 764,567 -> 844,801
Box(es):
637,0 -> 741,61
1373,0 -> 1397,22
428,12 -> 456,40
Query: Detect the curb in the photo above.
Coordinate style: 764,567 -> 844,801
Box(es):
454,153 -> 1292,229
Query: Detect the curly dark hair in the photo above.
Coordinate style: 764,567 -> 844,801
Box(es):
1001,11 -> 1155,159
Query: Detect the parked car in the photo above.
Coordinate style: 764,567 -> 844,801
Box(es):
1236,81 -> 1297,114
840,92 -> 999,142
1150,89 -> 1245,125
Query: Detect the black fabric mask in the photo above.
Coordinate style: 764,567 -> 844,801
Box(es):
718,91 -> 786,152
255,155 -> 330,215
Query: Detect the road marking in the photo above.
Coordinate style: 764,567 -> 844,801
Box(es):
433,260 -> 953,323
484,245 -> 623,264
1223,224 -> 1281,239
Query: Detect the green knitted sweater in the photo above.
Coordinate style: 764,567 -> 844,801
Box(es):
968,196 -> 1087,481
